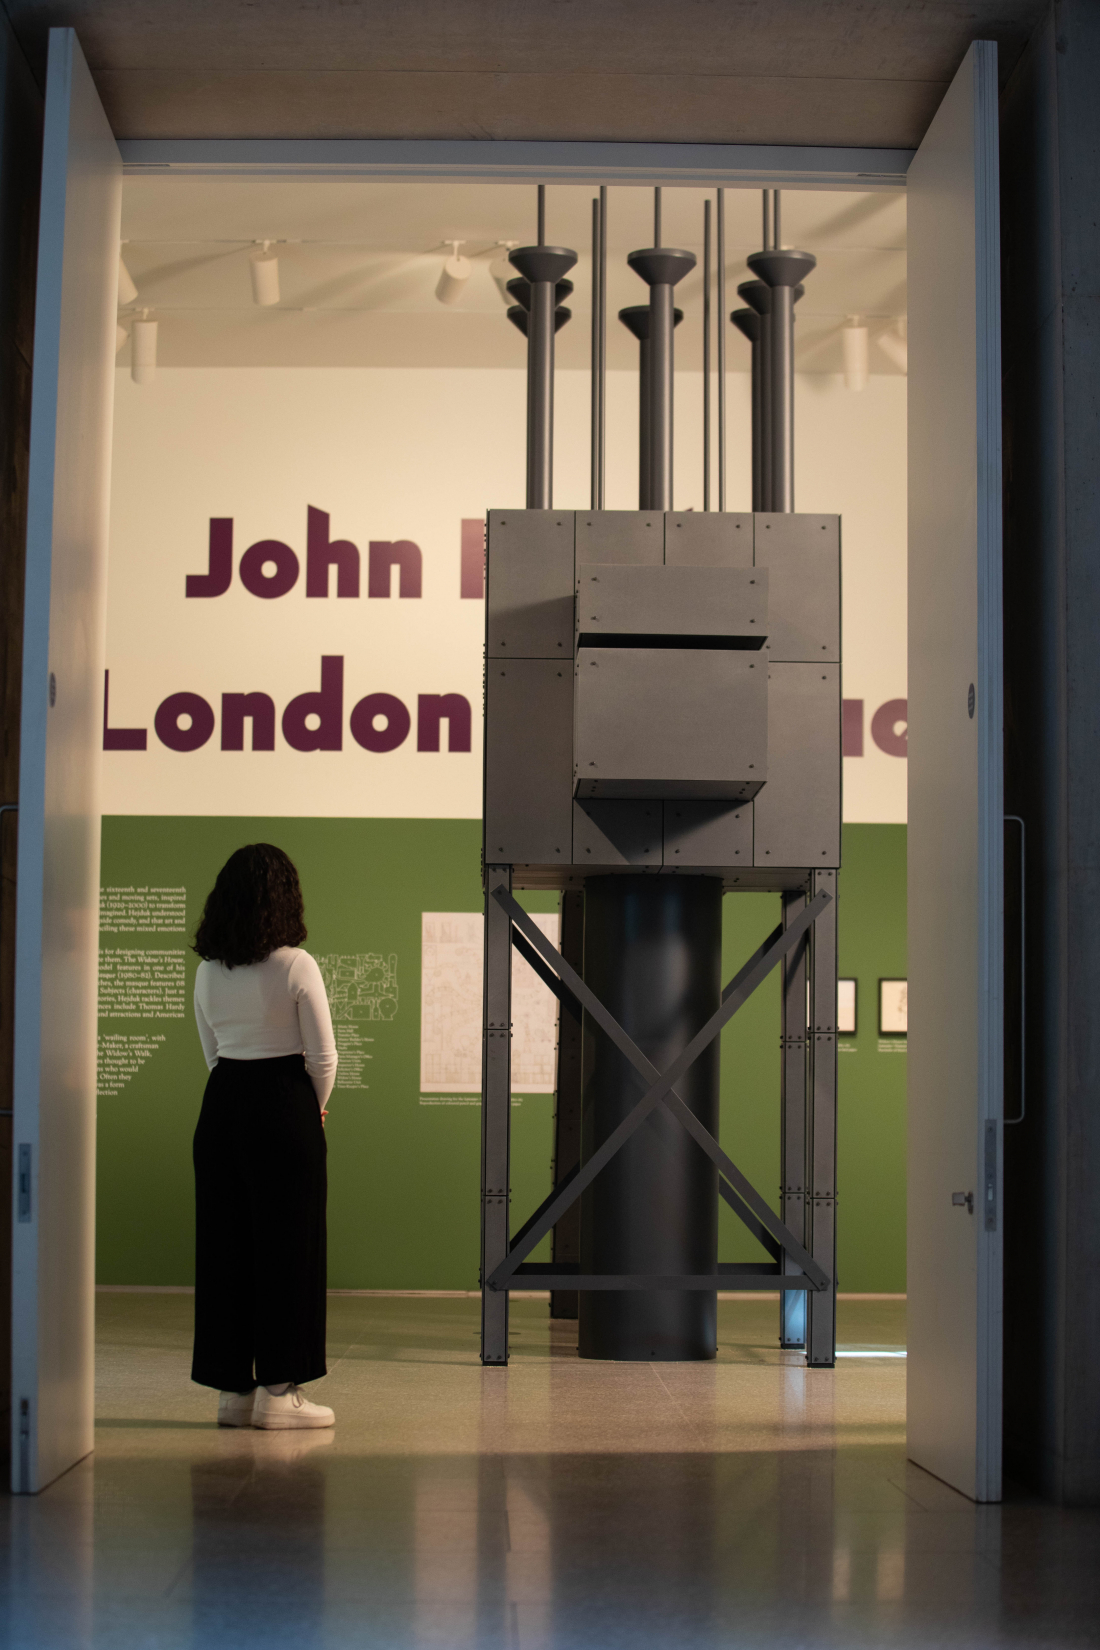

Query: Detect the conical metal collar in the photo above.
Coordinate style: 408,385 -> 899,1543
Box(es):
618,304 -> 683,341
627,247 -> 696,288
508,245 -> 578,284
746,248 -> 817,289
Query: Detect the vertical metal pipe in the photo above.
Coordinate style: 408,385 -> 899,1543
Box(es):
774,188 -> 782,249
763,189 -> 772,249
731,307 -> 761,510
649,277 -> 673,510
591,197 -> 600,511
703,199 -> 711,511
770,281 -> 795,512
510,200 -> 577,510
598,186 -> 607,509
738,281 -> 773,508
528,277 -> 555,508
747,246 -> 815,514
717,189 -> 726,511
654,185 -> 662,247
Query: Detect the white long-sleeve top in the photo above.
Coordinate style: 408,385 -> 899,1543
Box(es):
194,947 -> 338,1111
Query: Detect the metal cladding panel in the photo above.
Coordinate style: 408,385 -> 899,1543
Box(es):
484,660 -> 573,863
486,509 -> 575,659
664,512 -> 754,567
575,564 -> 766,645
572,800 -> 661,867
754,514 -> 840,663
574,646 -> 767,801
753,664 -> 841,868
575,510 -> 664,564
664,801 -> 753,868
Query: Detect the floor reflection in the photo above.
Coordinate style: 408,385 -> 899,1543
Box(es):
0,1293 -> 1095,1648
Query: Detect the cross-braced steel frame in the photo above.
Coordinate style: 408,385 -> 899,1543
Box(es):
480,868 -> 838,1367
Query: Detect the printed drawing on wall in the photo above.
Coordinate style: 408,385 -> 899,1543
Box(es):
315,952 -> 398,1023
420,912 -> 560,1094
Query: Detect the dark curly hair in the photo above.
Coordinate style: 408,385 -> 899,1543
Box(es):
193,844 -> 307,968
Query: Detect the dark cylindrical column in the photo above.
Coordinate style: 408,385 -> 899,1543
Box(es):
578,876 -> 722,1362
619,305 -> 683,510
746,248 -> 816,513
509,246 -> 577,509
738,279 -> 772,509
626,248 -> 695,512
731,308 -> 762,510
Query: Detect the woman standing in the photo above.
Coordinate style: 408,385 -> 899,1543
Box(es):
190,843 -> 338,1429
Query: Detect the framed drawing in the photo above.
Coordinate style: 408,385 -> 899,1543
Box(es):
838,978 -> 857,1035
879,978 -> 908,1035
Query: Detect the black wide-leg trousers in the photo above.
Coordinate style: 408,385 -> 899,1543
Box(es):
192,1054 -> 328,1392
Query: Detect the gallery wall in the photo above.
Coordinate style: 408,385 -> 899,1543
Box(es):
98,362 -> 909,1292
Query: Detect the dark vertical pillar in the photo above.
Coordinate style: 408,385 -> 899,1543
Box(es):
480,865 -> 513,1364
779,889 -> 809,1349
0,15 -> 42,1474
550,889 -> 584,1320
627,248 -> 695,512
578,876 -> 722,1362
807,867 -> 837,1366
746,252 -> 816,512
1001,0 -> 1100,1504
508,246 -> 577,509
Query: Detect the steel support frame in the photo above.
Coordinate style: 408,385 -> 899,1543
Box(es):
807,867 -> 838,1367
479,880 -> 837,1364
779,889 -> 810,1349
480,864 -> 513,1365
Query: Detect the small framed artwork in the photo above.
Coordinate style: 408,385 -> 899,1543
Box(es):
837,979 -> 857,1035
879,978 -> 908,1035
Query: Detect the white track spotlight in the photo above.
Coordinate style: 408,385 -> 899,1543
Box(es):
131,310 -> 158,384
489,242 -> 519,304
435,241 -> 471,306
250,241 -> 280,306
118,250 -> 138,307
116,323 -> 128,353
841,314 -> 869,391
877,317 -> 908,374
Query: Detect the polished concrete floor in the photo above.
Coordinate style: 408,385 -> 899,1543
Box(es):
3,1291 -> 1098,1648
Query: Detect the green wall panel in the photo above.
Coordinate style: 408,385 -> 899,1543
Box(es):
96,818 -> 906,1293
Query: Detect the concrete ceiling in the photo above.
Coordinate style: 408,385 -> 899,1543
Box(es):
6,0 -> 1044,146
118,176 -> 905,372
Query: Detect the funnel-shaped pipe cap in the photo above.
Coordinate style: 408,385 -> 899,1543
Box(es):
746,248 -> 817,289
618,303 -> 684,341
508,305 -> 572,337
737,279 -> 772,316
730,308 -> 760,343
627,247 -> 696,289
506,275 -> 574,312
509,245 -> 577,285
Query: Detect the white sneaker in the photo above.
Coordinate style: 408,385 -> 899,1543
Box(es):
252,1385 -> 335,1430
217,1390 -> 256,1428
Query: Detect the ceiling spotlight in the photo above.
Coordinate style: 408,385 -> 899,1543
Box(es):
131,310 -> 157,385
435,241 -> 471,306
250,241 -> 280,307
842,314 -> 869,391
877,317 -> 908,374
118,250 -> 138,307
489,242 -> 519,305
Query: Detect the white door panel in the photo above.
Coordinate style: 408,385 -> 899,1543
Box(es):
907,39 -> 1003,1503
11,28 -> 120,1493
